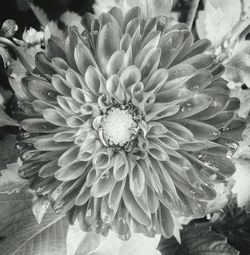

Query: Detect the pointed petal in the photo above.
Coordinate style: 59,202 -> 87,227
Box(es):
97,22 -> 121,73
55,160 -> 89,181
122,181 -> 151,226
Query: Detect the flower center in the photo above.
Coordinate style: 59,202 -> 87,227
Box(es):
100,107 -> 138,149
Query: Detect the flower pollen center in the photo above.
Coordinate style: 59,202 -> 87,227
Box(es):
101,107 -> 138,147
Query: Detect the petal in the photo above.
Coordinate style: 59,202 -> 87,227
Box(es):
139,48 -> 161,79
97,22 -> 121,73
106,50 -> 126,77
170,94 -> 213,119
182,53 -> 215,69
146,103 -> 179,121
35,52 -> 56,79
46,36 -> 66,60
75,184 -> 91,206
123,7 -> 141,32
85,66 -> 106,95
65,27 -> 79,70
93,148 -> 112,170
35,138 -> 72,151
113,152 -> 129,181
160,120 -> 194,142
108,179 -> 125,212
21,118 -> 61,133
177,119 -> 220,141
147,186 -> 159,213
39,159 -> 60,177
58,146 -> 80,166
100,195 -> 115,223
144,68 -> 168,92
52,74 -> 71,96
55,160 -> 90,181
120,65 -> 141,89
204,111 -> 235,129
122,181 -> 151,226
184,69 -> 212,91
192,89 -> 230,120
23,77 -> 58,102
42,108 -> 68,126
91,170 -> 116,197
158,204 -> 174,238
74,43 -> 97,76
158,30 -> 184,68
183,39 -> 212,60
129,163 -> 145,197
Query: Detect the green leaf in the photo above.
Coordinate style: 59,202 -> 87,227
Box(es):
0,106 -> 18,127
158,223 -> 239,255
211,198 -> 250,255
0,191 -> 69,255
0,162 -> 28,194
0,134 -> 18,170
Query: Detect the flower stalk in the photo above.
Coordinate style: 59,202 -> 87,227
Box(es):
0,36 -> 34,73
186,0 -> 200,29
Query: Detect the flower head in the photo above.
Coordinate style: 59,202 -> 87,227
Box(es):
17,7 -> 245,240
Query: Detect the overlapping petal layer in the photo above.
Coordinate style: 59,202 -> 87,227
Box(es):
17,7 -> 245,240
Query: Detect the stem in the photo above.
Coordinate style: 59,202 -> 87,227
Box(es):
0,36 -> 34,74
186,0 -> 200,30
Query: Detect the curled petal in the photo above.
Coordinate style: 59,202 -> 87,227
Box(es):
93,148 -> 112,169
177,119 -> 220,141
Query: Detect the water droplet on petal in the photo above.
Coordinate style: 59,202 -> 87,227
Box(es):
209,173 -> 217,181
86,209 -> 92,217
101,170 -> 110,179
165,38 -> 173,47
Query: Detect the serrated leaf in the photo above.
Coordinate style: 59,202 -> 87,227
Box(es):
0,161 -> 28,194
0,192 -> 69,255
0,106 -> 18,126
211,198 -> 250,255
158,224 -> 239,255
0,134 -> 18,170
94,0 -> 173,18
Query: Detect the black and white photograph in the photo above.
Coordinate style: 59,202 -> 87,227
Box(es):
0,0 -> 250,254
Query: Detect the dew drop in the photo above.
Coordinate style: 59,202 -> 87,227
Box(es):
101,170 -> 110,180
16,144 -> 24,151
47,91 -> 56,98
209,173 -> 217,181
165,38 -> 173,47
101,212 -> 112,224
85,209 -> 92,217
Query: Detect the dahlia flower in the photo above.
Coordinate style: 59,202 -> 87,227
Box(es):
16,6 -> 245,240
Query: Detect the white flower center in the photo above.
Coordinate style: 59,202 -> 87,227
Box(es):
101,107 -> 137,147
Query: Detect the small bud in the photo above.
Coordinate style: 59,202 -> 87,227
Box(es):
0,19 -> 18,38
